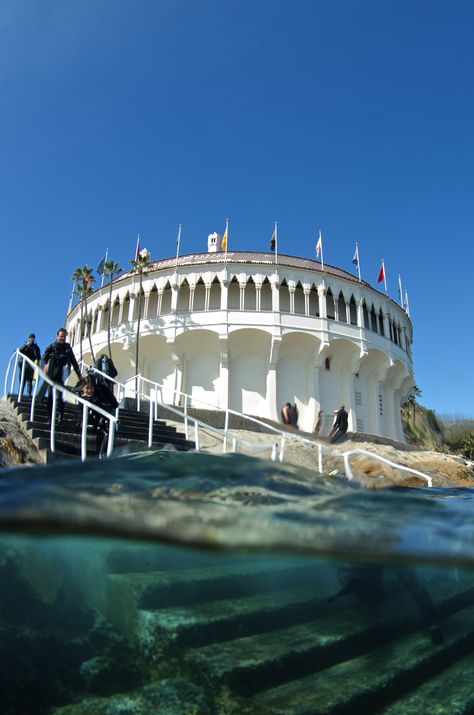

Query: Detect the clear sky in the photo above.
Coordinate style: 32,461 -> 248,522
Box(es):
1,0 -> 473,416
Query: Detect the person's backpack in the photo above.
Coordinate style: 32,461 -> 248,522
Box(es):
96,355 -> 118,379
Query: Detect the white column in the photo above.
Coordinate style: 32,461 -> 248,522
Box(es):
267,336 -> 281,420
304,289 -> 310,316
219,336 -> 229,410
221,279 -> 229,310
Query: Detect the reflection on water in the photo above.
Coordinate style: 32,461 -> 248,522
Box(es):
1,451 -> 474,714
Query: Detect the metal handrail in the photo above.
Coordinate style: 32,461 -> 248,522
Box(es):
6,351 -> 117,462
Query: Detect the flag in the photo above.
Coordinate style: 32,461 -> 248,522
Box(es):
270,228 -> 276,252
315,231 -> 322,258
404,290 -> 410,317
134,234 -> 141,261
377,262 -> 385,284
96,253 -> 107,275
352,247 -> 358,267
221,221 -> 228,251
397,274 -> 403,305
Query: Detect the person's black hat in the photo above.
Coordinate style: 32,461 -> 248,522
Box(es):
28,333 -> 35,339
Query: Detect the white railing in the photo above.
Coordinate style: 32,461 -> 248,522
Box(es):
4,353 -> 434,485
4,351 -> 117,462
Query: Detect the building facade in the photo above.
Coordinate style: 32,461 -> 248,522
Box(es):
66,246 -> 414,441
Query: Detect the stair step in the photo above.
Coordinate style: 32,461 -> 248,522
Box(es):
105,560 -> 325,634
382,649 -> 474,714
186,582 -> 474,694
136,583 -> 338,651
252,604 -> 474,715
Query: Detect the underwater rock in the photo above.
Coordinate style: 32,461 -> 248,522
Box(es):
53,677 -> 214,715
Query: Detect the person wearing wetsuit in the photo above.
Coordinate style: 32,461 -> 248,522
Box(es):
18,333 -> 41,397
42,328 -> 81,423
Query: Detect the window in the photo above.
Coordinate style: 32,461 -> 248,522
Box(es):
325,357 -> 331,371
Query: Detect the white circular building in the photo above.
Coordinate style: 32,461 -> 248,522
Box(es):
66,240 -> 414,442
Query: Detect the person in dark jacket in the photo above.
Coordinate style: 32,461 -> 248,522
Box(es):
18,333 -> 41,397
77,375 -> 118,456
330,405 -> 349,443
41,328 -> 81,423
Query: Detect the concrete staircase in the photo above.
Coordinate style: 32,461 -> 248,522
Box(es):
6,395 -> 195,462
97,549 -> 474,714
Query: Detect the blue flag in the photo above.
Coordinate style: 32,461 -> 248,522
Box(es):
96,253 -> 107,275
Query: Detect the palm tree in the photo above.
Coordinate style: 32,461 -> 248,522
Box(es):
103,260 -> 122,360
72,265 -> 96,364
130,247 -> 151,395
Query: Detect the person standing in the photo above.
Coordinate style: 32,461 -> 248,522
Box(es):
330,405 -> 349,443
42,328 -> 81,424
18,334 -> 41,397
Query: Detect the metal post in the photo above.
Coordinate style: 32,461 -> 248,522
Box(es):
279,436 -> 286,462
195,422 -> 200,451
50,388 -> 57,453
137,374 -> 141,412
107,419 -> 115,457
18,359 -> 26,402
30,376 -> 38,422
223,409 -> 229,453
271,443 -> 277,461
184,394 -> 189,440
81,402 -> 88,461
10,352 -> 19,395
318,444 -> 323,474
148,398 -> 153,447
232,437 -> 237,453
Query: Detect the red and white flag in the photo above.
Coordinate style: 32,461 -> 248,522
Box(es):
377,262 -> 385,284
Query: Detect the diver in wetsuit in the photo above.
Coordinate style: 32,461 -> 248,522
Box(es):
328,564 -> 443,644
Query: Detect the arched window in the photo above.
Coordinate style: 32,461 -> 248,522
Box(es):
133,289 -> 145,320
122,294 -> 131,323
325,357 -> 331,371
111,298 -> 120,327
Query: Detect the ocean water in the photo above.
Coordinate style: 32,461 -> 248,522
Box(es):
1,450 -> 474,715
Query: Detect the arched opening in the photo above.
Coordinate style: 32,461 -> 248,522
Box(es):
279,280 -> 290,313
363,301 -> 370,329
309,284 -> 319,316
209,276 -> 221,309
370,304 -> 378,332
338,292 -> 347,323
193,278 -> 206,311
177,279 -> 190,312
261,277 -> 272,310
326,289 -> 335,319
349,295 -> 357,325
122,294 -> 131,323
111,298 -> 120,327
294,282 -> 305,315
148,286 -> 158,318
245,276 -> 256,310
161,282 -> 172,315
228,276 -> 240,309
378,308 -> 384,336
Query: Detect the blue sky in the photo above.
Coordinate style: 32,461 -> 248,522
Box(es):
1,0 -> 473,415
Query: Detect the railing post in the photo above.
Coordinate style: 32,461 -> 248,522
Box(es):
184,394 -> 189,440
107,419 -> 115,457
194,422 -> 200,451
318,444 -> 323,474
10,352 -> 19,395
137,375 -> 141,412
50,389 -> 57,453
30,377 -> 38,422
232,437 -> 237,453
279,436 -> 286,462
271,443 -> 277,461
148,398 -> 153,448
18,359 -> 26,403
223,409 -> 229,454
81,402 -> 88,461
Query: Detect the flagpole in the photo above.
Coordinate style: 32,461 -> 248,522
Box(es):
356,242 -> 361,281
225,218 -> 228,263
398,274 -> 403,306
275,221 -> 278,266
101,248 -> 108,288
404,290 -> 410,317
175,224 -> 182,268
382,258 -> 387,294
319,229 -> 324,272
135,234 -> 140,261
67,281 -> 76,314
